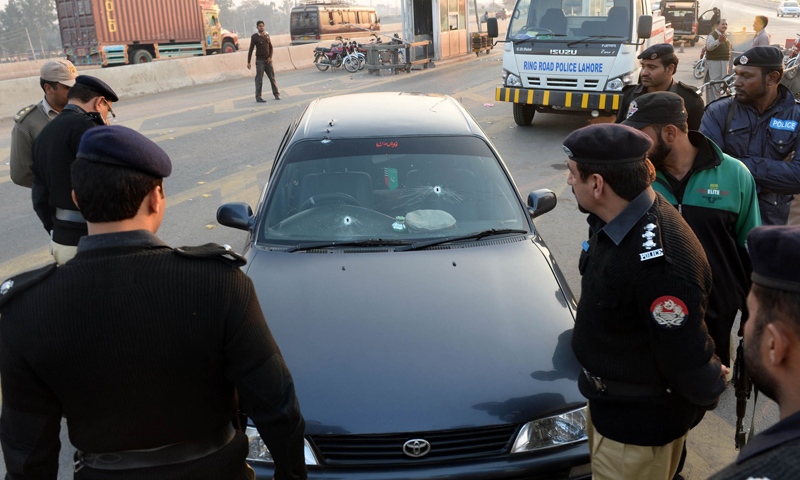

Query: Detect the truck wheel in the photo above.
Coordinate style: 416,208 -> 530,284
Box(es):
689,38 -> 696,47
132,50 -> 153,64
221,41 -> 236,54
513,103 -> 535,126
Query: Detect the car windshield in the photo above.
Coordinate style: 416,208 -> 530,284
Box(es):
258,136 -> 529,246
508,0 -> 632,41
785,2 -> 799,6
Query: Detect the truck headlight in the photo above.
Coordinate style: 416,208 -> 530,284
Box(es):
510,406 -> 588,453
605,72 -> 634,91
503,69 -> 522,87
246,427 -> 319,465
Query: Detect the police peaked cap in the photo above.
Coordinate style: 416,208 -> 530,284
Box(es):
621,92 -> 688,129
77,125 -> 172,178
563,124 -> 653,164
638,43 -> 675,60
73,75 -> 119,102
734,46 -> 784,68
748,225 -> 800,293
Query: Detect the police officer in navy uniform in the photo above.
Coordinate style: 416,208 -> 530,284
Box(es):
615,43 -> 705,131
708,225 -> 800,480
0,126 -> 307,480
700,46 -> 800,226
564,124 -> 727,480
31,75 -> 118,265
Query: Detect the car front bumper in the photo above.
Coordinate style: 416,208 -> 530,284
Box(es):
249,441 -> 590,479
495,87 -> 622,112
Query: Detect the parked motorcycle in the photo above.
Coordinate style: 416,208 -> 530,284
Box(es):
785,34 -> 800,69
697,72 -> 736,98
314,37 -> 345,72
694,40 -> 707,79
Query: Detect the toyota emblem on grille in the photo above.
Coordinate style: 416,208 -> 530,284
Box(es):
402,439 -> 431,457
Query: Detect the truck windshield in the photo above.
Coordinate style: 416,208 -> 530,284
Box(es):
508,0 -> 632,42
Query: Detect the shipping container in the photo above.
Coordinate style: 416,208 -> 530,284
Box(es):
56,0 -> 239,66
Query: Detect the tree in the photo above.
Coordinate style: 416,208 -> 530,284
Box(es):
0,0 -> 58,57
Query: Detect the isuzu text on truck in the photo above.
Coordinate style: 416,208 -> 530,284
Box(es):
488,0 -> 673,126
57,0 -> 239,66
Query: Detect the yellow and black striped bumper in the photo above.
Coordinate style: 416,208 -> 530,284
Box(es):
495,87 -> 622,111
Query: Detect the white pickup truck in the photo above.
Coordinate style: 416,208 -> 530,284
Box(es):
488,0 -> 674,126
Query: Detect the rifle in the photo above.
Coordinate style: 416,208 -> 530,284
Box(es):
733,338 -> 752,449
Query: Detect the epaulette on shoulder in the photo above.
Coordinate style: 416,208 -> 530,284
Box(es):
677,81 -> 701,97
173,243 -> 247,268
703,94 -> 734,111
0,263 -> 57,309
14,104 -> 37,123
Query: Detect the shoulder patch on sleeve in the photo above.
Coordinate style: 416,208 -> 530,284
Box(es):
173,243 -> 247,268
650,296 -> 688,329
14,104 -> 36,123
0,263 -> 58,309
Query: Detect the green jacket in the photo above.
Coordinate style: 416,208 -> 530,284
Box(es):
652,132 -> 761,321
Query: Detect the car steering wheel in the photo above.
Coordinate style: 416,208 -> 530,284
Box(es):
299,192 -> 362,211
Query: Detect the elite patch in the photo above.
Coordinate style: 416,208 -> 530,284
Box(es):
769,118 -> 798,132
650,296 -> 688,329
627,100 -> 638,118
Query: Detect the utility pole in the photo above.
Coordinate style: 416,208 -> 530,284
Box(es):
25,27 -> 37,61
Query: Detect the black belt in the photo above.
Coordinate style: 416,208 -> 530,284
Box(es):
55,208 -> 86,223
583,369 -> 671,397
74,424 -> 235,472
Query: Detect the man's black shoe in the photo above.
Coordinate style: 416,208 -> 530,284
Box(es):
274,95 -> 281,100
256,98 -> 267,103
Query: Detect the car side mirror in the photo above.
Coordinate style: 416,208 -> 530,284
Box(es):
217,202 -> 254,231
527,189 -> 557,218
487,17 -> 499,38
637,15 -> 653,39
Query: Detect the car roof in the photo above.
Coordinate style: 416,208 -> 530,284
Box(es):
293,92 -> 485,141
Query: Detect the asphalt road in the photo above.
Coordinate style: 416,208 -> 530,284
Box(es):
0,0 -> 786,477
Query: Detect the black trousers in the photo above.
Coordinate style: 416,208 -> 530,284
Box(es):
255,59 -> 279,98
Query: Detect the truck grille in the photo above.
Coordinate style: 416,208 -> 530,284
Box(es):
524,76 -> 602,90
309,424 -> 518,466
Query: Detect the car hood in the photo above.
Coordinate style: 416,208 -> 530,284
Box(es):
246,237 -> 583,435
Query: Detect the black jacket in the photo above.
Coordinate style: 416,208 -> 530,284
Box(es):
616,80 -> 705,131
31,104 -> 102,245
0,233 -> 307,480
572,191 -> 725,446
248,33 -> 274,62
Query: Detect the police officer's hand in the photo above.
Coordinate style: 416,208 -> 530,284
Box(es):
783,150 -> 796,162
721,364 -> 731,385
247,63 -> 252,70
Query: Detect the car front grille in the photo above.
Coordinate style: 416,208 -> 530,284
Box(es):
309,424 -> 518,466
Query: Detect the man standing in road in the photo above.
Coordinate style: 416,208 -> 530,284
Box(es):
31,75 -> 118,264
615,44 -> 704,131
708,225 -> 800,480
0,125 -> 308,480
564,123 -> 727,480
704,18 -> 731,103
10,59 -> 78,188
623,91 -> 761,368
752,15 -> 771,47
247,20 -> 281,102
700,46 -> 800,225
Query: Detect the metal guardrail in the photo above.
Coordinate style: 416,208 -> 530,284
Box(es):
364,40 -> 432,75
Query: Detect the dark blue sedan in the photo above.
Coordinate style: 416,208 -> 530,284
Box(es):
217,92 -> 591,479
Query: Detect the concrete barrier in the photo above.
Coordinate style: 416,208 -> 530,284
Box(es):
288,43 -> 320,70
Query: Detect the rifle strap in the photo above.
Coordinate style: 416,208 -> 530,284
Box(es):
748,387 -> 759,444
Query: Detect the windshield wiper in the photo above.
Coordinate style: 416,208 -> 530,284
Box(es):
513,33 -> 568,43
285,239 -> 413,253
396,229 -> 529,252
567,35 -> 625,47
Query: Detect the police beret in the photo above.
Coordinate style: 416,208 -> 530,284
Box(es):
748,225 -> 800,293
563,124 -> 653,164
77,125 -> 172,178
638,43 -> 675,60
621,92 -> 688,129
734,46 -> 784,68
73,75 -> 119,102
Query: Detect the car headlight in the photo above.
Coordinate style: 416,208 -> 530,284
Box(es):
503,69 -> 522,87
246,427 -> 319,466
511,406 -> 588,453
605,72 -> 634,92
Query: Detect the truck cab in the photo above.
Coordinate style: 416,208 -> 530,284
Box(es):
490,0 -> 673,125
200,0 -> 239,54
